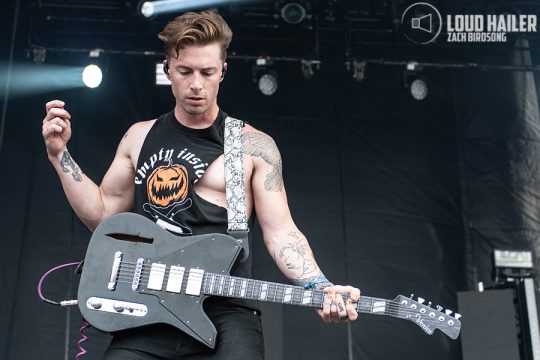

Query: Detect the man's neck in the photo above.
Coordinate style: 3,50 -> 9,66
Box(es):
174,106 -> 219,129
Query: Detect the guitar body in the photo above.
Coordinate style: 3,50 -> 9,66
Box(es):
78,213 -> 462,348
77,213 -> 242,348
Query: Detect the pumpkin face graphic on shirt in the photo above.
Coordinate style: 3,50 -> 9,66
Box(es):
146,161 -> 189,207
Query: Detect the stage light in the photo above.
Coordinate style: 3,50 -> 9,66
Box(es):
139,0 -> 235,18
493,249 -> 534,284
82,64 -> 102,88
280,2 -> 307,24
252,58 -> 278,96
32,48 -> 46,64
301,60 -> 320,80
352,60 -> 366,82
409,78 -> 428,100
403,62 -> 427,100
258,73 -> 278,96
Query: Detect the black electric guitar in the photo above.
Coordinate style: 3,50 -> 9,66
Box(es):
78,213 -> 462,348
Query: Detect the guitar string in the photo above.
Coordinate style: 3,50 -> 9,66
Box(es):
111,274 -> 457,324
110,275 -> 457,327
111,263 -> 459,323
114,267 -> 433,313
114,264 -> 457,318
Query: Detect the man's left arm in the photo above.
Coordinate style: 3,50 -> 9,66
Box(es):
245,130 -> 360,323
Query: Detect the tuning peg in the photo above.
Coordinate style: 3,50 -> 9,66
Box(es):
417,297 -> 425,304
410,294 -> 415,299
445,309 -> 453,316
436,305 -> 443,312
454,313 -> 462,320
427,301 -> 432,307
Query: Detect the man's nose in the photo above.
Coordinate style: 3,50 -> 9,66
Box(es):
190,73 -> 203,91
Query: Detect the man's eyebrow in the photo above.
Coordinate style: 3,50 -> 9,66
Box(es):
175,65 -> 217,71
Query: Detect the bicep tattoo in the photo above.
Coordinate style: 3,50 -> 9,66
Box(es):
244,132 -> 283,192
60,150 -> 83,182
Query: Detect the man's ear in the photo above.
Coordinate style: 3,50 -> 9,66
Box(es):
220,63 -> 228,81
163,60 -> 170,77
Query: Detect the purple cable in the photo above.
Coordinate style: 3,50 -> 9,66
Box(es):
76,320 -> 90,360
37,261 -> 81,305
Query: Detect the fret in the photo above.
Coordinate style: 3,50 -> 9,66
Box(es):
283,287 -> 293,303
302,289 -> 313,305
275,284 -> 285,303
228,278 -> 235,297
268,283 -> 277,302
209,274 -> 216,294
219,275 -> 225,295
292,287 -> 302,305
248,279 -> 255,300
259,283 -> 268,300
203,274 -> 209,294
313,290 -> 324,307
253,280 -> 261,300
240,279 -> 247,298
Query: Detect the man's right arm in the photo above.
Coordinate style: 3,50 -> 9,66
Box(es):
43,100 -> 136,231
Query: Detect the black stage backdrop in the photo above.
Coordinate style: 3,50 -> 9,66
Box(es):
1,4 -> 540,360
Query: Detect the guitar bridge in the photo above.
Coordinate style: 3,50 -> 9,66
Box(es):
108,251 -> 122,290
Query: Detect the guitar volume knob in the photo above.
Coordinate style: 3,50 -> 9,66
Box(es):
113,301 -> 125,312
89,298 -> 102,309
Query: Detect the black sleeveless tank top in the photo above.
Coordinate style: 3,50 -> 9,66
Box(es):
133,110 -> 254,296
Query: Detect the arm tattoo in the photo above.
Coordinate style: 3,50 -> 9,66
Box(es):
244,132 -> 283,192
60,151 -> 83,182
278,231 -> 318,281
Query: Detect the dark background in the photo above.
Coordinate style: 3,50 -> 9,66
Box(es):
1,1 -> 540,359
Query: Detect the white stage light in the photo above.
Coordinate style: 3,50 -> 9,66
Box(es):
258,73 -> 278,96
140,0 -> 236,18
410,78 -> 428,100
82,64 -> 102,88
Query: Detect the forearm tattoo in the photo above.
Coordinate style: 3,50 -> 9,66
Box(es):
244,132 -> 283,192
278,231 -> 318,283
60,151 -> 83,182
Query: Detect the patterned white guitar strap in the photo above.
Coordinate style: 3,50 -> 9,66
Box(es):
224,116 -> 250,261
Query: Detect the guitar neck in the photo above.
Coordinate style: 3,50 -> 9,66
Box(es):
202,273 -> 392,317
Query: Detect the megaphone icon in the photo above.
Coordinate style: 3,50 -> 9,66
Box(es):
411,14 -> 432,33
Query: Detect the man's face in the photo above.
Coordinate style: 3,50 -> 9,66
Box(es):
167,43 -> 225,118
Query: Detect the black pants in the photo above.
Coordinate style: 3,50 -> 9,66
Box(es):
103,304 -> 264,360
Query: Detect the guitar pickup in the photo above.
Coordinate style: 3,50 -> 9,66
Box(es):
186,268 -> 205,296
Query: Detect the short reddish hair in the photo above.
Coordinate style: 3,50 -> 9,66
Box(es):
158,11 -> 233,61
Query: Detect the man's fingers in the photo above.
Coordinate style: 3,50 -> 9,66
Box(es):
336,294 -> 348,319
346,299 -> 358,321
43,117 -> 68,131
45,100 -> 65,113
43,108 -> 71,124
43,123 -> 63,137
322,291 -> 334,323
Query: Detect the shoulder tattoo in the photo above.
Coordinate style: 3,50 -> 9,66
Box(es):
243,132 -> 283,192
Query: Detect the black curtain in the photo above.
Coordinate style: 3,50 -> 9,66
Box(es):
2,4 -> 540,360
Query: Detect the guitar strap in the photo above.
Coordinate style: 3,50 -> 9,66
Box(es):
224,116 -> 249,261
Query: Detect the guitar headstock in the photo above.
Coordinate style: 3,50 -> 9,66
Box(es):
392,295 -> 461,340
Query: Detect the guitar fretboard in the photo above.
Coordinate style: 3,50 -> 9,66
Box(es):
202,273 -> 392,317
